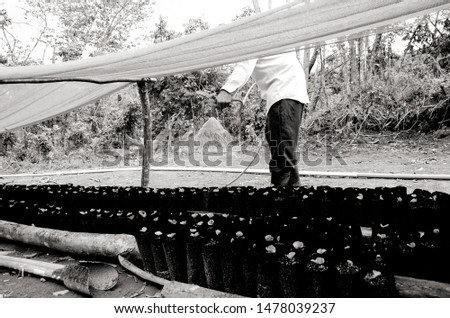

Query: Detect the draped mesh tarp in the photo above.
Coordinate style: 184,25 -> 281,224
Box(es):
1,0 -> 450,132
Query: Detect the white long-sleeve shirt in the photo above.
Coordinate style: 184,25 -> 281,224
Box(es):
221,52 -> 310,113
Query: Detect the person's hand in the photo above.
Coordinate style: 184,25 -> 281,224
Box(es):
216,89 -> 232,111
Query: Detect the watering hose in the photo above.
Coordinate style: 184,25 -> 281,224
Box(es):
225,99 -> 265,187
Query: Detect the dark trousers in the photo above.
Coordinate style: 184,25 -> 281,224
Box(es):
265,99 -> 304,187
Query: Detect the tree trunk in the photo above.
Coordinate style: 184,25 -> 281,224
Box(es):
338,42 -> 351,101
349,39 -> 359,86
308,47 -> 320,75
364,36 -> 370,82
320,49 -> 329,109
303,47 -> 311,80
309,48 -> 322,111
369,34 -> 383,75
0,134 -> 5,156
311,49 -> 328,112
358,37 -> 366,85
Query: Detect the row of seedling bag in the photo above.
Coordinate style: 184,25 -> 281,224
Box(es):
0,184 -> 449,295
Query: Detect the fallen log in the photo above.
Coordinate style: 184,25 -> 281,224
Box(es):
0,220 -> 140,260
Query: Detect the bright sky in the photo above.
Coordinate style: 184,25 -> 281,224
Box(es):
1,0 -> 257,31
1,0 -> 290,32
151,0 -> 292,30
152,0 -> 254,30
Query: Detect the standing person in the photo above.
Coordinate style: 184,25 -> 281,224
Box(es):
216,51 -> 310,186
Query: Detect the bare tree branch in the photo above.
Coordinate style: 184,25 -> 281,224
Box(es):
23,2 -> 49,63
1,26 -> 17,64
252,0 -> 261,13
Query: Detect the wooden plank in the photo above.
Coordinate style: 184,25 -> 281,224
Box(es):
396,275 -> 450,298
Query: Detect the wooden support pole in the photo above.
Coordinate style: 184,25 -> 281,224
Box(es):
137,80 -> 153,187
145,81 -> 155,177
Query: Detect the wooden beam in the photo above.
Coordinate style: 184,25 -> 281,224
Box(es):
145,81 -> 155,179
0,78 -> 137,84
137,81 -> 153,187
396,275 -> 450,298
